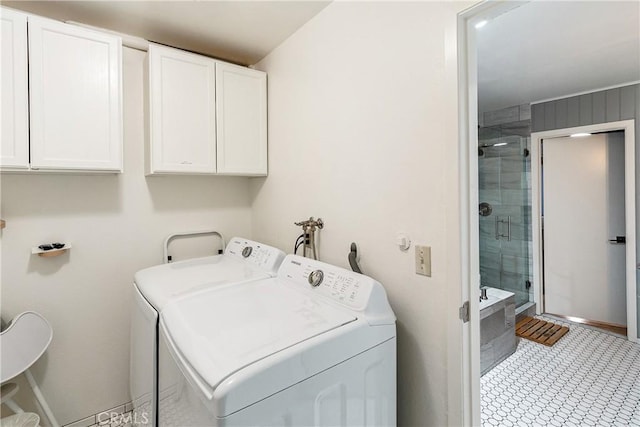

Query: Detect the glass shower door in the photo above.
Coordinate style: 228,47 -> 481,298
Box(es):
478,132 -> 532,307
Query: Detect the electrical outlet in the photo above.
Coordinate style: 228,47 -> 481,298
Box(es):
415,245 -> 431,277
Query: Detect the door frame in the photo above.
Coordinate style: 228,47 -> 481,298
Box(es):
531,120 -> 637,342
457,2 -> 529,425
458,1 -> 637,423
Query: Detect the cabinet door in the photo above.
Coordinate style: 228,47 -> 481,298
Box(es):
215,63 -> 267,176
1,8 -> 29,169
28,16 -> 123,171
147,44 -> 216,174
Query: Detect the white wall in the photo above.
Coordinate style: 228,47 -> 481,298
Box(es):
0,47 -> 253,425
251,2 -> 469,425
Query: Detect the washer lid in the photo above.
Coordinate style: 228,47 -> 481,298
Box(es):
161,279 -> 357,394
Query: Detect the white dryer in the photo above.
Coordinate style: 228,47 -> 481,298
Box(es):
158,254 -> 396,426
130,238 -> 285,427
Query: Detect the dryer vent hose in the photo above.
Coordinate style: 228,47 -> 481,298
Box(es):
348,242 -> 362,274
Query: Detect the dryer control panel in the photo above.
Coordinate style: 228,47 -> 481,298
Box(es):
309,268 -> 370,310
278,255 -> 378,312
226,238 -> 286,275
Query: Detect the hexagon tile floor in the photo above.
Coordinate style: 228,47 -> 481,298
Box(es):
481,316 -> 640,426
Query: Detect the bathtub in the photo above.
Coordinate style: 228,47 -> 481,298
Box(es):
480,287 -> 516,376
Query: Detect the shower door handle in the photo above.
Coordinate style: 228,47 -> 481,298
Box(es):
495,216 -> 512,241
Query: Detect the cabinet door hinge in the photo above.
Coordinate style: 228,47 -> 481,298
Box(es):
459,301 -> 470,323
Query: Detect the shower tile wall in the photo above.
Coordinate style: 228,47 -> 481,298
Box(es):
479,104 -> 532,307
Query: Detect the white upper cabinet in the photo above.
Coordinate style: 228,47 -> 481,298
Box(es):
215,63 -> 267,176
147,44 -> 267,176
28,16 -> 123,171
0,8 -> 29,169
147,43 -> 217,174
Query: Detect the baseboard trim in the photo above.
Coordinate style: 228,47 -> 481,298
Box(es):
546,313 -> 627,336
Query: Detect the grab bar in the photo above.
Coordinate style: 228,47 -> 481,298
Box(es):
163,230 -> 225,264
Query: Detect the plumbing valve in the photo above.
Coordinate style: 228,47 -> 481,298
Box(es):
294,217 -> 324,260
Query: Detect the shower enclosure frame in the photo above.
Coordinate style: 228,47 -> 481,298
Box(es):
478,130 -> 532,310
530,120 -> 637,342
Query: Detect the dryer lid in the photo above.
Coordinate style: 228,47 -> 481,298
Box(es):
160,278 -> 357,394
135,255 -> 266,310
134,237 -> 285,310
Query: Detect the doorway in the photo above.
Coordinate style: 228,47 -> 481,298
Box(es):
542,132 -> 626,332
457,1 -> 640,425
531,121 -> 637,342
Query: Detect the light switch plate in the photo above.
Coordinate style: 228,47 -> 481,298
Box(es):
415,245 -> 431,277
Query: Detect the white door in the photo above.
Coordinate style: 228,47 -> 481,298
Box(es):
543,133 -> 626,326
28,16 -> 122,171
0,7 -> 29,169
147,43 -> 217,174
215,63 -> 267,176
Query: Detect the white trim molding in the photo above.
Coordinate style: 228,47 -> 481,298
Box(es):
531,120 -> 637,343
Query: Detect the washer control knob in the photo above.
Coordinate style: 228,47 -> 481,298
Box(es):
242,246 -> 253,258
308,270 -> 324,287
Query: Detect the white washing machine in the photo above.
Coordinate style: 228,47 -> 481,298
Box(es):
157,254 -> 397,426
130,238 -> 285,427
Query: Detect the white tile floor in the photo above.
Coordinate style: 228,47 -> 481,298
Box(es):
481,316 -> 640,426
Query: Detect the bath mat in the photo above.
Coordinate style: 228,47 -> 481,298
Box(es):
515,317 -> 569,346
